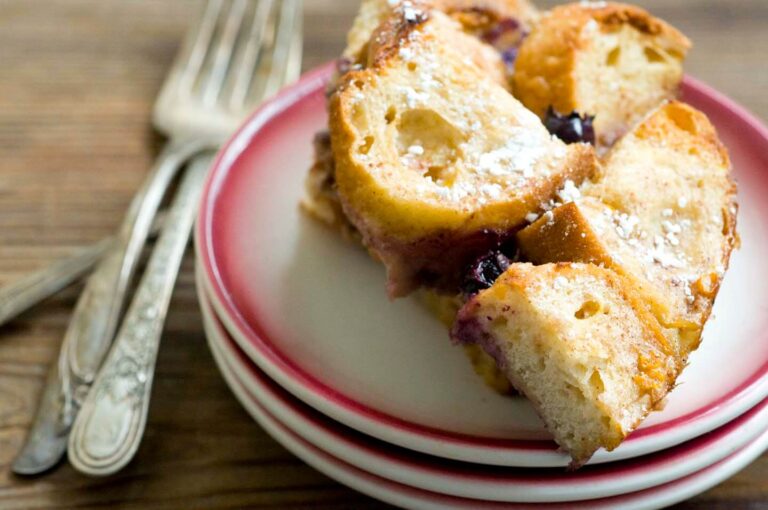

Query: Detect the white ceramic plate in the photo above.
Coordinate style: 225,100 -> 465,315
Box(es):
202,294 -> 768,509
196,63 -> 768,466
199,279 -> 768,503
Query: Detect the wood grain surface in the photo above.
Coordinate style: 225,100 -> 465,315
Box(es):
0,1 -> 765,508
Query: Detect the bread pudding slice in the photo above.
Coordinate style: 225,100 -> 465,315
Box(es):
513,2 -> 690,148
329,8 -> 597,296
452,262 -> 677,466
518,101 -> 738,357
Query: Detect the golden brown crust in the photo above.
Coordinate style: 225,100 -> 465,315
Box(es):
611,101 -> 738,354
517,101 -> 738,362
331,69 -> 598,240
456,262 -> 678,464
513,2 -> 691,147
365,3 -> 511,87
439,0 -> 540,34
514,2 -> 691,114
440,0 -> 539,20
630,101 -> 729,167
517,201 -> 611,266
587,3 -> 688,39
365,2 -> 431,67
345,0 -> 539,67
495,263 -> 675,360
512,5 -> 583,116
607,100 -> 738,346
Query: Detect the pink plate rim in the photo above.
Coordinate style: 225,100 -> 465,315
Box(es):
196,62 -> 768,455
203,294 -> 768,509
199,284 -> 768,502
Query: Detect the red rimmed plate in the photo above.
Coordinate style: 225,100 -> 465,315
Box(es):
201,285 -> 768,509
198,282 -> 768,503
195,62 -> 768,466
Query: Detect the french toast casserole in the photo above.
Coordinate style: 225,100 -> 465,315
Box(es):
300,0 -> 738,466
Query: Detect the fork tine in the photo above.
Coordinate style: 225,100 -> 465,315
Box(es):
202,0 -> 248,107
260,0 -> 303,100
228,0 -> 276,110
283,0 -> 303,84
177,0 -> 225,97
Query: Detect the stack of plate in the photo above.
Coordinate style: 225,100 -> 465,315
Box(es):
193,63 -> 768,509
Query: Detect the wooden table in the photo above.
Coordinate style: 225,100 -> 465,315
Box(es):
0,1 -> 765,508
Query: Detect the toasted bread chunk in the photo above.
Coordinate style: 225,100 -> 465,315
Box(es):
344,0 -> 539,66
330,9 -> 597,296
313,0 -> 540,227
364,4 -> 508,87
514,2 -> 690,147
518,102 -> 738,356
344,0 -> 394,61
452,263 -> 677,465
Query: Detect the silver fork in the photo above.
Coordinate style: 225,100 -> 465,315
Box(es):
67,0 -> 302,477
12,0 -> 302,476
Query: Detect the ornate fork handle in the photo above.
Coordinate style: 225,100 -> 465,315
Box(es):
11,140 -> 206,476
67,152 -> 212,476
65,140 -> 208,385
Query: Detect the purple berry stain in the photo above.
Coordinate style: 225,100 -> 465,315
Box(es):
481,17 -> 527,72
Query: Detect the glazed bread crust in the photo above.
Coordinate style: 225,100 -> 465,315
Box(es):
513,2 -> 691,147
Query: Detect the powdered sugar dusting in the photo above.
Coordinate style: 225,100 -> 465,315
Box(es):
557,179 -> 581,204
476,131 -> 550,178
649,235 -> 685,269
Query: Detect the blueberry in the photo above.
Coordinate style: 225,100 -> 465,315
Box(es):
544,107 -> 596,145
461,250 -> 511,295
500,47 -> 519,71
